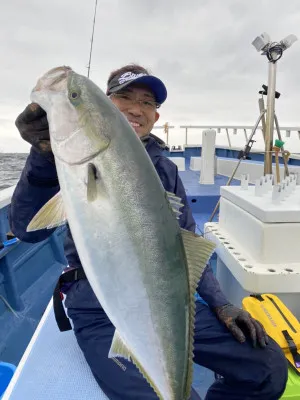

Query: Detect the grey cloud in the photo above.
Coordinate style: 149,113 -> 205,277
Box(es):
0,0 -> 299,152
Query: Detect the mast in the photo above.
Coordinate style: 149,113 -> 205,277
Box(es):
251,32 -> 297,174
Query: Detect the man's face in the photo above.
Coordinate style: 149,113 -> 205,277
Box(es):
110,83 -> 160,138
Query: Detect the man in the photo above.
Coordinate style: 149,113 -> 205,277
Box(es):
9,64 -> 288,400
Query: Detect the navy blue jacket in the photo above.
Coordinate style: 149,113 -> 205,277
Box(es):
8,136 -> 229,309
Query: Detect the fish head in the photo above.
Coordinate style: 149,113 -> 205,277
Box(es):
31,66 -> 116,165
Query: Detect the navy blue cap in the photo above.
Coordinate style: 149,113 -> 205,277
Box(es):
106,71 -> 167,105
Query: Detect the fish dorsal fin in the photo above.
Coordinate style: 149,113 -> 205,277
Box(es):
180,228 -> 216,399
166,191 -> 184,219
26,191 -> 66,232
108,330 -> 163,399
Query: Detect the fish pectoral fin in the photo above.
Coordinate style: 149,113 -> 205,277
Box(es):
180,228 -> 216,399
108,330 -> 132,361
26,191 -> 66,232
87,162 -> 98,202
166,191 -> 184,219
108,330 -> 163,400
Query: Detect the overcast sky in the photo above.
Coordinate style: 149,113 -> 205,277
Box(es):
0,0 -> 299,152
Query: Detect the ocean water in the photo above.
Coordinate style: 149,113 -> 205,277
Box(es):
0,153 -> 28,190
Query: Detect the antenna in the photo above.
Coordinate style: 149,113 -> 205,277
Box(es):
87,0 -> 98,78
252,32 -> 298,174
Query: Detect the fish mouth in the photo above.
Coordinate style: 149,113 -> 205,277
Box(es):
33,66 -> 72,93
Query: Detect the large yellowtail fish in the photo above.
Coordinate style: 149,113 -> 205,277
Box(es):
27,66 -> 215,400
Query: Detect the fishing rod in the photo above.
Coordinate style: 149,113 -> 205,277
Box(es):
87,0 -> 98,78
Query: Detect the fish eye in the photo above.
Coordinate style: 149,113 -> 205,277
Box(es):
71,92 -> 79,99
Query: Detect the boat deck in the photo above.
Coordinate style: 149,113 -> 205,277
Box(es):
179,170 -> 240,230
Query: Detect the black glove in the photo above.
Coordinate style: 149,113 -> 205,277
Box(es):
15,103 -> 54,162
214,303 -> 269,348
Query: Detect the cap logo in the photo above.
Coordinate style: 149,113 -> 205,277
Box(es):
118,72 -> 147,85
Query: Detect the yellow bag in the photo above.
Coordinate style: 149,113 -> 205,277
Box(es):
242,294 -> 300,375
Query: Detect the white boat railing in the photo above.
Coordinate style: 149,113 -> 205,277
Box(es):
153,124 -> 300,155
0,186 -> 16,209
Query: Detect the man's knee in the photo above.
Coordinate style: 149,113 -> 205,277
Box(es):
254,338 -> 288,398
66,303 -> 159,399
